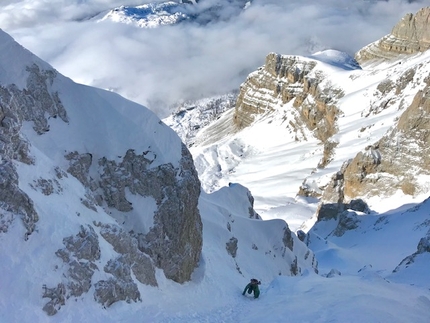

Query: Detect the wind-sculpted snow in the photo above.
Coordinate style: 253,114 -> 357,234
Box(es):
200,183 -> 318,278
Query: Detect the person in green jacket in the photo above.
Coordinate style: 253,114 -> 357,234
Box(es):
242,278 -> 261,298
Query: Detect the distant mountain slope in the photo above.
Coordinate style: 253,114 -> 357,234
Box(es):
184,6 -> 430,226
98,0 -> 252,28
163,91 -> 238,146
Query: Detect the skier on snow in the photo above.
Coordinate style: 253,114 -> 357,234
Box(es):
242,278 -> 261,298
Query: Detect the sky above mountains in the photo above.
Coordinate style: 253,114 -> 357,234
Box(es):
1,0 -> 426,116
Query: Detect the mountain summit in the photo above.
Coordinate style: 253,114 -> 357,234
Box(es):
356,7 -> 430,63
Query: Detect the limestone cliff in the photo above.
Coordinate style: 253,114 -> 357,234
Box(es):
318,78 -> 430,218
356,7 -> 430,63
234,53 -> 344,142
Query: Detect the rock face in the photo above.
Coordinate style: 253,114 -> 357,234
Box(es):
135,145 -> 202,283
320,82 -> 430,208
356,7 -> 430,63
67,144 -> 203,285
0,30 -> 202,314
234,53 -> 344,142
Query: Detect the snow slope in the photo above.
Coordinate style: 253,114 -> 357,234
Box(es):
1,181 -> 429,323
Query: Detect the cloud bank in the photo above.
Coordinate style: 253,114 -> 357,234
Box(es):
0,0 -> 426,116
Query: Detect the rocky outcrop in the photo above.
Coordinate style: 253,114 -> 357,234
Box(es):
42,283 -> 66,316
98,223 -> 157,287
46,224 -> 151,311
393,227 -> 430,273
342,85 -> 430,199
314,79 -> 430,211
67,145 -> 202,283
356,7 -> 430,63
0,63 -> 67,239
92,223 -> 157,307
68,144 -> 202,283
226,237 -> 238,258
282,226 -> 294,251
233,53 -> 344,142
65,144 -> 202,284
43,225 -> 100,315
0,161 -> 38,239
60,144 -> 202,285
136,145 -> 202,283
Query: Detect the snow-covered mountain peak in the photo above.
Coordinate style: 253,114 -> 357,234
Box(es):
356,6 -> 430,65
98,0 -> 252,28
98,2 -> 190,28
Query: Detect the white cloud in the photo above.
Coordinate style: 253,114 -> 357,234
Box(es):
1,0 -> 426,116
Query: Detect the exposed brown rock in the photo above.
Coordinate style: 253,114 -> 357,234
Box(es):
233,53 -> 343,142
320,84 -> 430,203
356,7 -> 430,63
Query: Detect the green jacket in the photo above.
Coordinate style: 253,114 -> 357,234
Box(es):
242,283 -> 260,298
